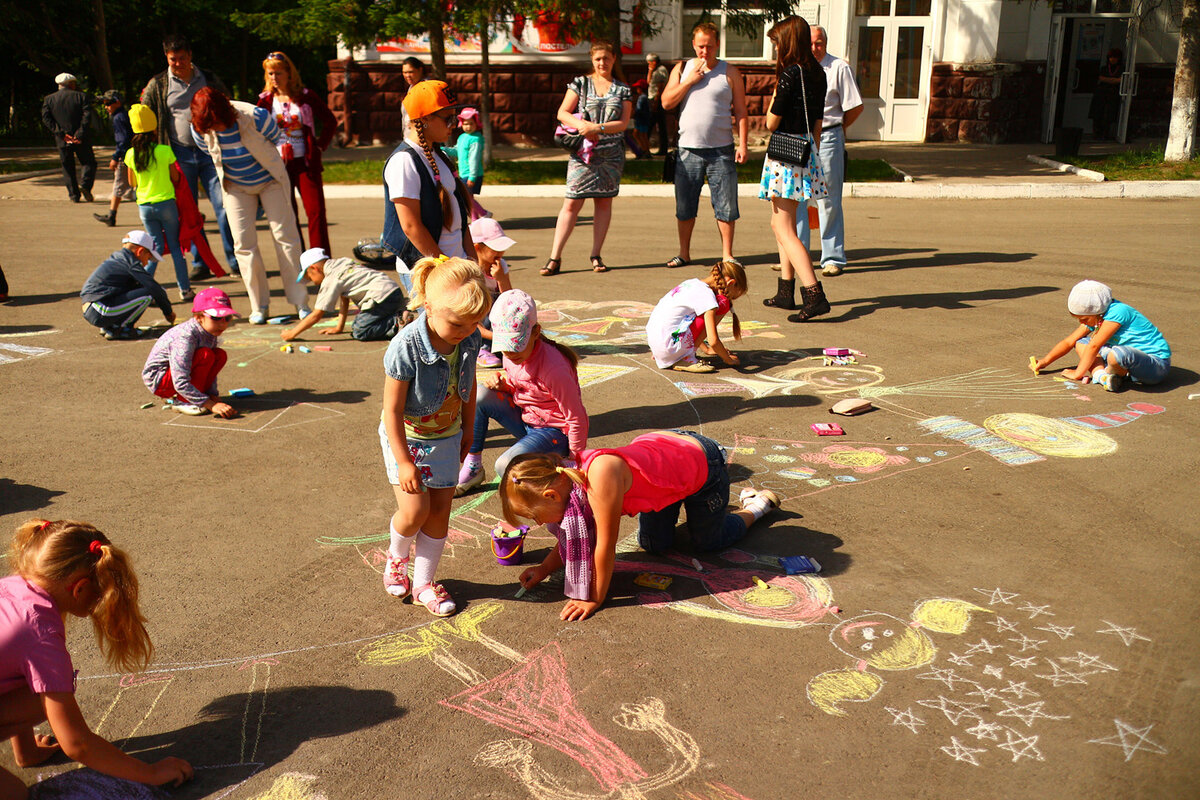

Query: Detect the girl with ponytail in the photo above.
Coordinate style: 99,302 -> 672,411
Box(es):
1,519 -> 192,794
646,259 -> 747,373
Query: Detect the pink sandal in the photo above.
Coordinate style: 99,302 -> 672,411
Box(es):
414,582 -> 456,617
384,555 -> 411,599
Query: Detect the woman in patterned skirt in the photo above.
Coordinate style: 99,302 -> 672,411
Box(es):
759,16 -> 831,322
541,41 -> 632,276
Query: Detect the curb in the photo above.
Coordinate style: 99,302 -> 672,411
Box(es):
1026,154 -> 1106,182
325,180 -> 1200,200
0,169 -> 59,184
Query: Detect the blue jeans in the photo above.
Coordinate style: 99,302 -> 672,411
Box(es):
471,387 -> 569,477
637,431 -> 746,555
796,125 -> 847,269
1081,337 -> 1171,384
137,200 -> 188,292
674,145 -> 739,222
352,289 -> 405,341
172,144 -> 237,269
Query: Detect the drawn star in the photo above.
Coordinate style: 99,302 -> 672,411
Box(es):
1096,620 -> 1152,647
1034,623 -> 1076,640
987,615 -> 1020,633
965,720 -> 1006,742
967,684 -> 1004,702
1000,681 -> 1040,700
917,666 -> 976,691
946,652 -> 974,667
1034,659 -> 1091,687
997,728 -> 1045,762
965,638 -> 1003,655
973,587 -> 1019,606
1007,654 -> 1039,669
1060,652 -> 1118,672
1007,633 -> 1047,653
1017,602 -> 1054,619
917,695 -> 988,726
1088,719 -> 1168,762
982,664 -> 1005,680
884,706 -> 926,735
995,700 -> 1070,728
940,736 -> 987,766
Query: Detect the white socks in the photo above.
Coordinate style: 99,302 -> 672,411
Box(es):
740,489 -> 774,521
412,531 -> 447,590
388,520 -> 413,560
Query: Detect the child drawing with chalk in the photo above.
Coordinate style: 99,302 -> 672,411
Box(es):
1031,279 -> 1171,392
646,261 -> 746,374
0,519 -> 193,794
457,290 -> 588,496
380,256 -> 490,617
141,287 -> 239,417
499,434 -> 780,621
283,247 -> 406,342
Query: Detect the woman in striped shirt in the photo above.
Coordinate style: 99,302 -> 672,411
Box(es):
190,87 -> 310,324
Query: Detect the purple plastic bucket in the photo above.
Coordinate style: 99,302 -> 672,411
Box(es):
490,528 -> 526,566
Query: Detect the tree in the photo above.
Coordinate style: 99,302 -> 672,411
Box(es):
1165,0 -> 1198,161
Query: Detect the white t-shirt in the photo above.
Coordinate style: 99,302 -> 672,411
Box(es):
820,54 -> 864,126
271,97 -> 307,158
383,140 -> 466,272
647,279 -> 718,339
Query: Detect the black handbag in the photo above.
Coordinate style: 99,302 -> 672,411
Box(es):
766,66 -> 814,168
662,150 -> 677,183
553,79 -> 589,152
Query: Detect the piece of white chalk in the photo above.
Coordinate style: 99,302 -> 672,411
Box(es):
514,585 -> 527,599
691,558 -> 703,572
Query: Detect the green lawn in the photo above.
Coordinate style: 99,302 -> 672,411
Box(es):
323,156 -> 902,185
0,160 -> 59,175
1060,148 -> 1200,181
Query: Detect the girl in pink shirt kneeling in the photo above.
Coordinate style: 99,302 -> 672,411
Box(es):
498,431 -> 779,621
457,290 -> 588,495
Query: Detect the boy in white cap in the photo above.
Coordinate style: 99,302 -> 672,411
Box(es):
1031,279 -> 1171,391
469,217 -> 516,368
80,231 -> 176,340
282,247 -> 405,342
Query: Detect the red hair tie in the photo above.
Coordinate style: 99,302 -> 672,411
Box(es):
89,540 -> 104,556
36,520 -> 51,532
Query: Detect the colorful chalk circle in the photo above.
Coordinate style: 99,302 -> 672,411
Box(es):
983,413 -> 1118,458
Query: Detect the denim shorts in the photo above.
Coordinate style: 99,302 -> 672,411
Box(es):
1081,337 -> 1171,384
379,420 -> 462,489
674,145 -> 740,222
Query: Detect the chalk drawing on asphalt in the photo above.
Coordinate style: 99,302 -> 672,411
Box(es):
0,341 -> 57,365
162,399 -> 346,434
1087,719 -> 1169,762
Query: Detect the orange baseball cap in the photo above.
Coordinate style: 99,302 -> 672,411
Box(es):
402,80 -> 459,120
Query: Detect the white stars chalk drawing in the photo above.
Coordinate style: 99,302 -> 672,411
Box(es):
885,706 -> 926,735
1088,719 -> 1168,762
1096,621 -> 1152,647
1007,654 -> 1039,669
1007,634 -> 1047,653
966,685 -> 1004,702
1034,623 -> 1076,640
997,728 -> 1045,763
982,665 -> 1005,680
1017,603 -> 1054,619
1059,652 -> 1118,673
965,638 -> 1003,656
965,720 -> 1006,742
917,666 -> 975,691
987,616 -> 1020,634
940,737 -> 987,766
1000,681 -> 1040,700
973,587 -> 1019,606
917,696 -> 987,726
946,652 -> 974,667
995,700 -> 1070,728
1034,659 -> 1091,687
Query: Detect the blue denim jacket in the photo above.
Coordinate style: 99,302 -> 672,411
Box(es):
383,309 -> 481,417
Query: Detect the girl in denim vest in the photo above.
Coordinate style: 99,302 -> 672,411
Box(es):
379,257 -> 491,616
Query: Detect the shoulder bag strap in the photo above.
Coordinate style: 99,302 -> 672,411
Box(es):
799,65 -> 811,139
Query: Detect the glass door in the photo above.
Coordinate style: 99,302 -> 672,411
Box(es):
851,0 -> 932,140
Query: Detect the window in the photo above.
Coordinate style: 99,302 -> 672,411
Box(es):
681,2 -> 772,60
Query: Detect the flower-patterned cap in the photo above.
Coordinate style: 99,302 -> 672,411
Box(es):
489,290 -> 538,354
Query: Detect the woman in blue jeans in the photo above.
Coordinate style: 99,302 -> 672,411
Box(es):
124,104 -> 191,302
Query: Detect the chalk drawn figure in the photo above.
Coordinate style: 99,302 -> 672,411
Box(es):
806,599 -> 991,716
1087,719 -> 1168,762
0,342 -> 58,366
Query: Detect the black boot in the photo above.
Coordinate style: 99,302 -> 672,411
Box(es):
93,211 -> 115,227
788,281 -> 831,322
762,277 -> 796,309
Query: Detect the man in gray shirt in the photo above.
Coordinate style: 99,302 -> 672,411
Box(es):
140,35 -> 237,280
660,22 -> 748,268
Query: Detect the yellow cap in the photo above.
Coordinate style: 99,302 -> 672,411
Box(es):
128,104 -> 158,134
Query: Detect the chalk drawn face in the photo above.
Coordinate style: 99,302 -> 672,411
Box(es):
831,613 -> 936,671
984,413 -> 1118,458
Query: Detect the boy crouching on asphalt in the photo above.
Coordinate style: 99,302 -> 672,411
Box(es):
283,248 -> 406,342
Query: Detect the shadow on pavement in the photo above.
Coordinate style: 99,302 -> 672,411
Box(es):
588,393 -> 821,439
848,250 -> 1036,274
1,292 -> 81,308
830,285 -> 1057,323
0,478 -> 67,516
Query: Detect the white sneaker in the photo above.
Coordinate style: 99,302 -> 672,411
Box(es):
249,310 -> 268,325
821,263 -> 844,276
297,306 -> 312,320
172,403 -> 206,416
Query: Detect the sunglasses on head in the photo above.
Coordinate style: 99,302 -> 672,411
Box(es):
266,52 -> 287,60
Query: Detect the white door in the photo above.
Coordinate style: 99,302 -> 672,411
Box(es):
1043,16 -> 1067,142
1116,13 -> 1140,142
850,0 -> 933,141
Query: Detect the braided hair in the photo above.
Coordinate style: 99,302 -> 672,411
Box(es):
708,260 -> 746,341
413,118 -> 455,230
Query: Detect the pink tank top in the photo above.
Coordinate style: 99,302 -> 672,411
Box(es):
580,432 -> 707,516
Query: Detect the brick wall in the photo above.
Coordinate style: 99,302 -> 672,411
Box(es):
926,62 -> 1045,143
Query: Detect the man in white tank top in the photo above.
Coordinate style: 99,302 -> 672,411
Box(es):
660,22 -> 748,269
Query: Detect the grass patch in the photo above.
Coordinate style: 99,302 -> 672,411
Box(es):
1060,148 -> 1200,181
0,160 -> 58,175
323,155 -> 901,185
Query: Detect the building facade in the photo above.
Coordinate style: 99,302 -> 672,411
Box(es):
326,0 -> 1180,145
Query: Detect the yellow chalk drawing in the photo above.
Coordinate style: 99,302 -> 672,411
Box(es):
356,601 -> 522,676
808,599 -> 990,716
247,772 -> 327,800
806,669 -> 884,717
984,413 -> 1118,458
